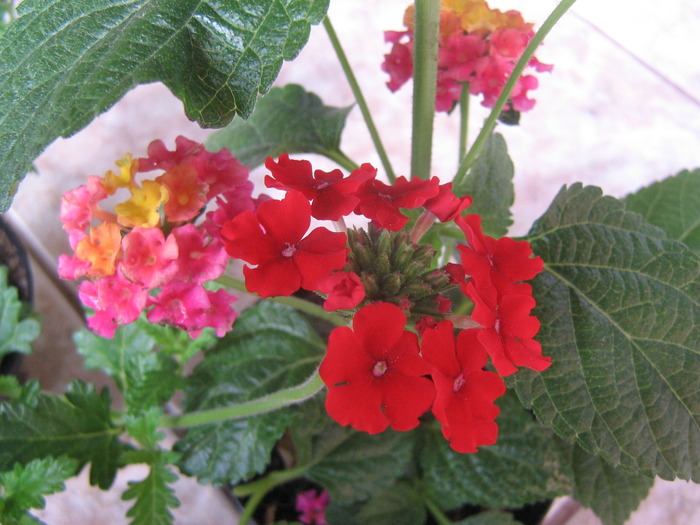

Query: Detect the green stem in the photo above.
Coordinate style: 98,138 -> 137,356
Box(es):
453,0 -> 578,186
424,496 -> 453,525
159,369 -> 325,429
323,17 -> 397,183
410,0 -> 440,179
458,83 -> 470,162
319,148 -> 360,172
234,466 -> 308,524
216,274 -> 347,327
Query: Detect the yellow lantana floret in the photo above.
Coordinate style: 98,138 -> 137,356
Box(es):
103,153 -> 139,195
115,180 -> 169,228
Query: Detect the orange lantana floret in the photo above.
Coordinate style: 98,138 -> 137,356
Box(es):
75,222 -> 122,278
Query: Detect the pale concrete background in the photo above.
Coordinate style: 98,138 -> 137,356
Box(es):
5,0 -> 700,523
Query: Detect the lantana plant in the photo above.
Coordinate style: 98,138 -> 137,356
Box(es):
0,1 -> 698,525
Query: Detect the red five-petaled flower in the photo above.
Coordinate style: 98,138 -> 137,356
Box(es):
421,321 -> 505,453
319,302 -> 435,434
467,281 -> 551,376
264,154 -> 376,220
221,191 -> 348,298
456,214 -> 543,294
354,175 -> 440,231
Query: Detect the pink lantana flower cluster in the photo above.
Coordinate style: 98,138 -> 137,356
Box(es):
59,137 -> 254,338
383,0 -> 553,112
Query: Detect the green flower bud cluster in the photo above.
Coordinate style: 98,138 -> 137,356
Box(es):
347,225 -> 455,321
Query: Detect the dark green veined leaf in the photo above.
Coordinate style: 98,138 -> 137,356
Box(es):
455,511 -> 518,525
564,441 -> 653,525
624,168 -> 700,250
175,301 -> 325,485
0,0 -> 329,211
453,132 -> 514,237
513,184 -> 700,480
0,456 -> 78,522
207,84 -> 353,169
0,380 -> 125,489
420,391 -> 571,509
0,266 -> 40,360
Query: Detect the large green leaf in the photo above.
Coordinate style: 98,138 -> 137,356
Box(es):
291,396 -> 415,505
207,84 -> 353,169
419,391 -> 571,510
175,301 -> 325,485
0,0 -> 329,211
0,380 -> 125,489
0,456 -> 78,523
624,168 -> 700,250
453,132 -> 514,237
0,266 -> 40,360
513,184 -> 700,480
564,442 -> 653,525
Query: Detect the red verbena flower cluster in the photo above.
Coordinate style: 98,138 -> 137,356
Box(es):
383,0 -> 553,112
60,137 -> 551,454
59,137 -> 253,338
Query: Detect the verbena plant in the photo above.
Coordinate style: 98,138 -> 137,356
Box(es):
0,1 -> 698,524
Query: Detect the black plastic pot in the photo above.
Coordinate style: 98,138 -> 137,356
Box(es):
0,214 -> 33,377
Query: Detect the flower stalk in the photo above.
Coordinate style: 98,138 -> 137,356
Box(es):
410,0 -> 441,179
159,368 -> 325,429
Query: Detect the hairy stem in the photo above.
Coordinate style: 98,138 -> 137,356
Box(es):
159,369 -> 325,429
458,83 -> 470,162
319,148 -> 360,172
453,0 -> 578,185
323,17 -> 397,182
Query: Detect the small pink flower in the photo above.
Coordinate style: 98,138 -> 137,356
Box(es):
317,271 -> 366,311
171,224 -> 228,284
79,275 -> 148,338
120,228 -> 179,289
296,489 -> 329,525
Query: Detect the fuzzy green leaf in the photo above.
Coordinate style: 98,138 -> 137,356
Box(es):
624,168 -> 700,250
565,442 -> 653,525
122,460 -> 180,525
514,184 -> 700,480
291,396 -> 416,505
420,391 -> 571,509
0,380 -> 125,489
175,301 -> 325,485
0,267 -> 40,359
454,132 -> 514,237
0,456 -> 78,522
356,481 -> 427,525
74,323 -> 180,413
0,0 -> 329,211
207,84 -> 353,169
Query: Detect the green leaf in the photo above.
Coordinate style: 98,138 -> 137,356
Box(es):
514,184 -> 700,480
0,0 -> 330,212
175,301 -> 325,485
420,391 -> 571,509
564,442 -> 653,525
122,459 -> 180,525
624,168 -> 700,250
0,266 -> 40,359
453,132 -> 514,237
0,380 -> 125,489
207,84 -> 353,169
74,322 -> 180,412
357,480 -> 427,525
0,375 -> 21,398
0,456 -> 78,522
139,321 -> 215,365
291,395 -> 415,505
